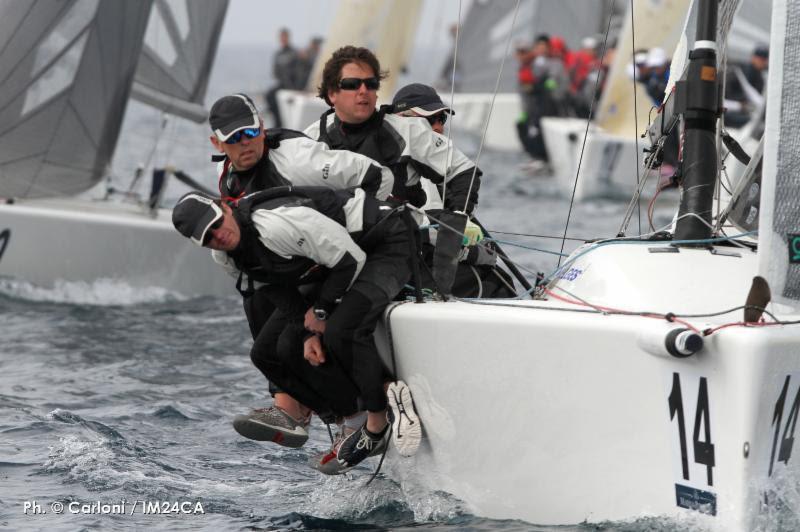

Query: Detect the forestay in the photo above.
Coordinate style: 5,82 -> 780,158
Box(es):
759,0 -> 800,308
0,0 -> 152,199
131,0 -> 229,123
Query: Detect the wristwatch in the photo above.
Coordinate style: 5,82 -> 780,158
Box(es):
313,308 -> 329,321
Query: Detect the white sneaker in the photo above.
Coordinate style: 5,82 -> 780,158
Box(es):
387,380 -> 422,456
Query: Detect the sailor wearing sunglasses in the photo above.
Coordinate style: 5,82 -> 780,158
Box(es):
304,46 -> 483,298
206,92 -> 397,448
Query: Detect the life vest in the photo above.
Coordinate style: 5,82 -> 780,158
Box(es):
227,186 -> 391,294
316,108 -> 412,202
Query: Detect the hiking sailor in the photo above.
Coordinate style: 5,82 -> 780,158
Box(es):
391,83 -> 517,298
172,186 -> 411,470
207,92 -> 395,448
303,46 -> 482,298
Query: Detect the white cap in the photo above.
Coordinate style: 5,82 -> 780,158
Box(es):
645,47 -> 667,68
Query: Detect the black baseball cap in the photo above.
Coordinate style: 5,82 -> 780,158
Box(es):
753,44 -> 769,59
172,192 -> 224,246
209,93 -> 260,142
392,83 -> 454,117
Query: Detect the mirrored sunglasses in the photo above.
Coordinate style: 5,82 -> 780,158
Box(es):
338,77 -> 380,91
426,112 -> 448,126
224,127 -> 261,145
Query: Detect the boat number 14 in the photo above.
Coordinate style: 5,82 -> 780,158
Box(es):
668,372 -> 715,486
769,375 -> 800,476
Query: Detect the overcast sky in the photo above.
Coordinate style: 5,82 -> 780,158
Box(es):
218,0 -> 464,49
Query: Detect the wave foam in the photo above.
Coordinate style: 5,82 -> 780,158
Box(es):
0,278 -> 185,306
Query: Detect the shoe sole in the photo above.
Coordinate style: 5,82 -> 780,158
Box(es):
309,450 -> 353,475
387,381 -> 422,457
232,415 -> 308,448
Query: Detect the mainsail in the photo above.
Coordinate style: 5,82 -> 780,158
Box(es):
0,0 -> 152,199
305,0 -> 423,100
132,0 -> 228,123
759,0 -> 800,307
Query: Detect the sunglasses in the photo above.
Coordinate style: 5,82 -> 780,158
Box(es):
426,112 -> 448,126
338,77 -> 380,91
224,127 -> 261,145
202,216 -> 224,247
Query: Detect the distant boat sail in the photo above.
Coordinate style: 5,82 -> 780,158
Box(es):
0,0 -> 153,199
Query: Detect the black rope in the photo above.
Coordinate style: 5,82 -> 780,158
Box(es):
558,2 -> 616,267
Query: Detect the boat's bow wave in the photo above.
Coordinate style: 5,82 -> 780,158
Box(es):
0,277 -> 186,306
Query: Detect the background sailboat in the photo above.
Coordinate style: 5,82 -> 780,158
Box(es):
0,0 -> 232,297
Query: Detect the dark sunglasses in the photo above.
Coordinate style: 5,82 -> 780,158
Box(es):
426,112 -> 448,126
202,216 -> 224,246
224,127 -> 261,145
338,77 -> 380,91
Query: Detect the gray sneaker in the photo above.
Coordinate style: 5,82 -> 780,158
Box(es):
387,380 -> 421,456
232,406 -> 310,448
309,425 -> 354,475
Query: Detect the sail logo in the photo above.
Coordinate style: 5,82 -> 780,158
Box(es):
0,229 -> 9,264
789,234 -> 800,263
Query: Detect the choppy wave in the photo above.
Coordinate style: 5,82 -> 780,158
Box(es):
0,278 -> 186,306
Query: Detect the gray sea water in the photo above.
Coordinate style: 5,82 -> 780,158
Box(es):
0,47 -> 785,531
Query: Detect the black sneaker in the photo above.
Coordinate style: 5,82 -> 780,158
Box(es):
232,406 -> 310,448
336,423 -> 389,468
309,425 -> 354,475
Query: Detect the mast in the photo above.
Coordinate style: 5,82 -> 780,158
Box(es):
673,0 -> 720,242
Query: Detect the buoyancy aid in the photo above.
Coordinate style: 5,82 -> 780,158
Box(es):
316,108 -> 423,205
226,186 -> 391,294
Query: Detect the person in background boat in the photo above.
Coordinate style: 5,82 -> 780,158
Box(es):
436,24 -> 462,92
265,28 -> 302,128
295,36 -> 323,91
568,36 -> 601,118
725,44 -> 769,128
172,186 -> 411,470
304,45 -> 482,299
515,34 -> 561,173
391,82 -> 517,299
207,92 -> 395,448
639,47 -> 670,106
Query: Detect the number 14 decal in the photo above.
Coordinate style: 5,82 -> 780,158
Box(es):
668,373 -> 716,486
769,375 -> 800,476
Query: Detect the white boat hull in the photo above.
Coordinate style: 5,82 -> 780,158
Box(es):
381,242 -> 800,529
0,198 -> 232,297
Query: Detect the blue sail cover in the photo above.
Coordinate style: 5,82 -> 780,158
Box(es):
0,0 -> 153,199
759,0 -> 800,307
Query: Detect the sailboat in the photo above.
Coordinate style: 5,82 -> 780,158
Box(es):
378,0 -> 800,528
0,0 -> 232,297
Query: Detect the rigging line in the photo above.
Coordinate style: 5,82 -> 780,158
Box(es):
557,1 -> 617,268
440,0 -> 462,206
460,0 -> 522,215
629,0 -> 642,237
619,145 -> 662,235
483,229 -> 589,242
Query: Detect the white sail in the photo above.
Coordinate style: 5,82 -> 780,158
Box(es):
0,0 -> 153,199
758,0 -> 800,309
132,0 -> 228,123
305,0 -> 423,100
595,0 -> 691,137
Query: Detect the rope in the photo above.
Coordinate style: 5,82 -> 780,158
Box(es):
460,0 -> 522,215
440,0 -> 463,206
558,2 -> 617,267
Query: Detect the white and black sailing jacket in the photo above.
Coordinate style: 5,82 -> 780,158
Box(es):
217,129 -> 394,202
304,110 -> 481,214
212,186 -> 396,313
